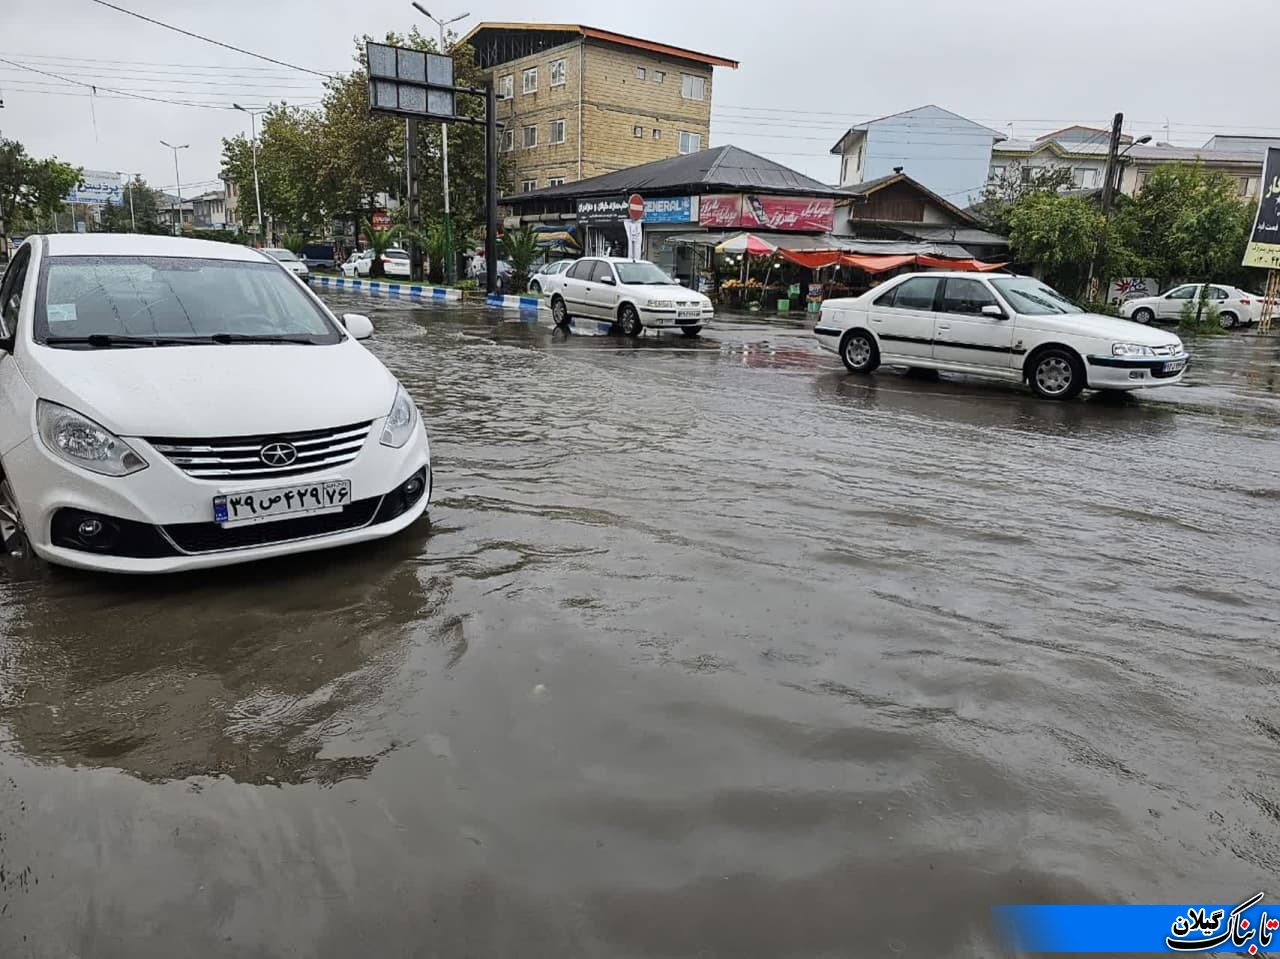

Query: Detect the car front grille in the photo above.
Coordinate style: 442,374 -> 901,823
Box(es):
1151,344 -> 1182,356
162,496 -> 381,553
146,421 -> 373,481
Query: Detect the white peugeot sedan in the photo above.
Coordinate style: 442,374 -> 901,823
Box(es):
547,257 -> 712,337
1119,282 -> 1259,329
814,272 -> 1189,400
0,234 -> 431,573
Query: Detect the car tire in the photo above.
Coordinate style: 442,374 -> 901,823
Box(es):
839,329 -> 880,374
617,304 -> 642,337
529,280 -> 541,294
0,474 -> 33,559
1028,347 -> 1085,400
681,327 -> 702,338
551,296 -> 571,328
1132,307 -> 1154,324
1219,311 -> 1238,330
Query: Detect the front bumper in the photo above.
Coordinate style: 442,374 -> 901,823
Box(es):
4,420 -> 431,573
1085,353 -> 1190,389
638,307 -> 713,329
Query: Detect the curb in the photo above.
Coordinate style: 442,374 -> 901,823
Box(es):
313,275 -> 462,301
486,293 -> 545,313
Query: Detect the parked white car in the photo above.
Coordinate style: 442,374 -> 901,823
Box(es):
0,234 -> 431,573
546,257 -> 713,337
814,272 -> 1189,400
1119,283 -> 1259,329
341,250 -> 372,278
528,259 -> 573,294
378,249 -> 412,279
263,247 -> 309,279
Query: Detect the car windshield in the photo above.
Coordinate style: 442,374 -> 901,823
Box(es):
615,261 -> 676,285
264,248 -> 297,262
990,277 -> 1083,315
37,255 -> 342,348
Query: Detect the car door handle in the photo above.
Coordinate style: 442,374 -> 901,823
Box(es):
936,323 -> 951,330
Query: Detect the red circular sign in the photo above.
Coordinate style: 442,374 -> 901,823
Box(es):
628,193 -> 644,220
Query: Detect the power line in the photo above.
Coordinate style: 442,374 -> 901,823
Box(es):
0,51 -> 315,76
85,0 -> 334,78
0,65 -> 321,89
0,55 -> 247,110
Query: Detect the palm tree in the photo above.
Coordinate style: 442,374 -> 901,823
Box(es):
361,221 -> 423,278
501,225 -> 540,294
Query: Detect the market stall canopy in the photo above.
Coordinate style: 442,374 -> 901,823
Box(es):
915,255 -> 1004,271
840,253 -> 918,274
715,232 -> 778,255
777,250 -> 1005,273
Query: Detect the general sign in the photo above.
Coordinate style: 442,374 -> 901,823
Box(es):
642,196 -> 695,223
1243,147 -> 1280,269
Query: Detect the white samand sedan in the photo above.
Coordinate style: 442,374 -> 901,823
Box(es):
814,272 -> 1189,400
546,257 -> 712,337
263,247 -> 310,280
0,234 -> 431,573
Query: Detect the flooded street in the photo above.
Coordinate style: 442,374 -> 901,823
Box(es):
2,294 -> 1279,957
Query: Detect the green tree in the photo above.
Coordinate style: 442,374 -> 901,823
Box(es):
1007,192 -> 1107,297
0,137 -> 82,241
221,104 -> 327,241
1113,162 -> 1258,289
501,225 -> 539,293
973,162 -> 1076,234
99,176 -> 166,234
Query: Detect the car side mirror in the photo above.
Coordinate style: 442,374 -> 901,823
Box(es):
599,275 -> 616,285
981,304 -> 1007,318
341,313 -> 374,340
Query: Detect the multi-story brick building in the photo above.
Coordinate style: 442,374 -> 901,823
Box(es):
462,22 -> 737,192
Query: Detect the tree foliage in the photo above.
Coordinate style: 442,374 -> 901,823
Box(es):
501,226 -> 540,293
0,137 -> 82,236
98,175 -> 168,234
973,162 -> 1076,233
1007,193 -> 1106,296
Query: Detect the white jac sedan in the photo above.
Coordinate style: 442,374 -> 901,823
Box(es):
1119,282 -> 1259,329
546,257 -> 712,337
0,234 -> 431,573
814,272 -> 1189,400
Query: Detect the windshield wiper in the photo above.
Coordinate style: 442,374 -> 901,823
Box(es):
44,334 -> 208,348
209,333 -> 322,344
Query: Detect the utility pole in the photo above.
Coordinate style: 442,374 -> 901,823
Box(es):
159,140 -> 188,236
485,78 -> 497,295
1085,112 -> 1124,300
412,3 -> 469,284
233,104 -> 265,245
115,171 -> 140,231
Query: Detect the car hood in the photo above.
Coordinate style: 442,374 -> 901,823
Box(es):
623,282 -> 708,302
19,339 -> 397,437
1022,311 -> 1182,345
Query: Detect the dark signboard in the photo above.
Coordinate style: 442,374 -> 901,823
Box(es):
366,42 -> 455,121
1244,147 -> 1280,269
575,196 -> 630,224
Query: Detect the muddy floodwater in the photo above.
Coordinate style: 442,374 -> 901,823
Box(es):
2,295 -> 1278,957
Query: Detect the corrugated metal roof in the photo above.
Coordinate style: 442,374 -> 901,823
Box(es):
460,22 -> 738,67
837,173 -> 902,195
996,139 -> 1264,164
503,145 -> 844,204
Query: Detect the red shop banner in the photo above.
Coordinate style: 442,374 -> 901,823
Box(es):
698,194 -> 835,232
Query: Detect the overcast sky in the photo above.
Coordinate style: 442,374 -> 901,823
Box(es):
1,0 -> 1274,195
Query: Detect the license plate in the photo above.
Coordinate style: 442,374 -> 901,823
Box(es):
677,309 -> 701,319
213,480 -> 352,528
1163,359 -> 1186,372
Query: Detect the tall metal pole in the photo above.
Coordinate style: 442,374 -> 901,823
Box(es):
1086,112 -> 1124,300
127,180 -> 136,231
235,104 -> 265,244
485,79 -> 498,295
160,140 -> 188,236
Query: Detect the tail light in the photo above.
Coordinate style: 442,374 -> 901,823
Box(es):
1240,298 -> 1251,305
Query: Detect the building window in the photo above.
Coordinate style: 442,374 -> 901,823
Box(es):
522,67 -> 537,94
652,128 -> 661,140
1238,176 -> 1253,196
1137,171 -> 1149,190
550,58 -> 566,87
523,124 -> 537,149
678,131 -> 701,154
498,75 -> 513,100
681,74 -> 705,100
502,128 -> 514,152
654,70 -> 665,83
548,177 -> 565,186
550,118 -> 566,144
521,179 -> 537,193
633,125 -> 645,138
635,66 -> 647,80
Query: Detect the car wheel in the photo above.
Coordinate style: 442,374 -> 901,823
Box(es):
617,304 -> 642,337
1029,347 -> 1085,400
681,326 -> 702,338
551,296 -> 571,327
529,279 -> 541,294
1219,311 -> 1238,330
0,476 -> 32,559
1132,307 -> 1154,324
839,329 -> 880,374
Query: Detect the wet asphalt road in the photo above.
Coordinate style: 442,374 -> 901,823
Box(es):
1,295 -> 1279,958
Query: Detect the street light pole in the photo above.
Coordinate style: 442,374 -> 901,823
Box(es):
159,140 -> 189,236
233,103 -> 265,245
115,170 -> 140,231
412,3 -> 469,284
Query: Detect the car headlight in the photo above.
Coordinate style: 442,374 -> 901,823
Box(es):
1112,343 -> 1155,357
36,400 -> 149,476
646,299 -> 674,309
380,384 -> 417,448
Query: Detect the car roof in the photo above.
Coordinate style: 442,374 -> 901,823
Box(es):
40,233 -> 271,262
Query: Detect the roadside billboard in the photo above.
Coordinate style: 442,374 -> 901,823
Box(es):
1243,147 -> 1280,269
698,194 -> 834,232
66,170 -> 123,206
